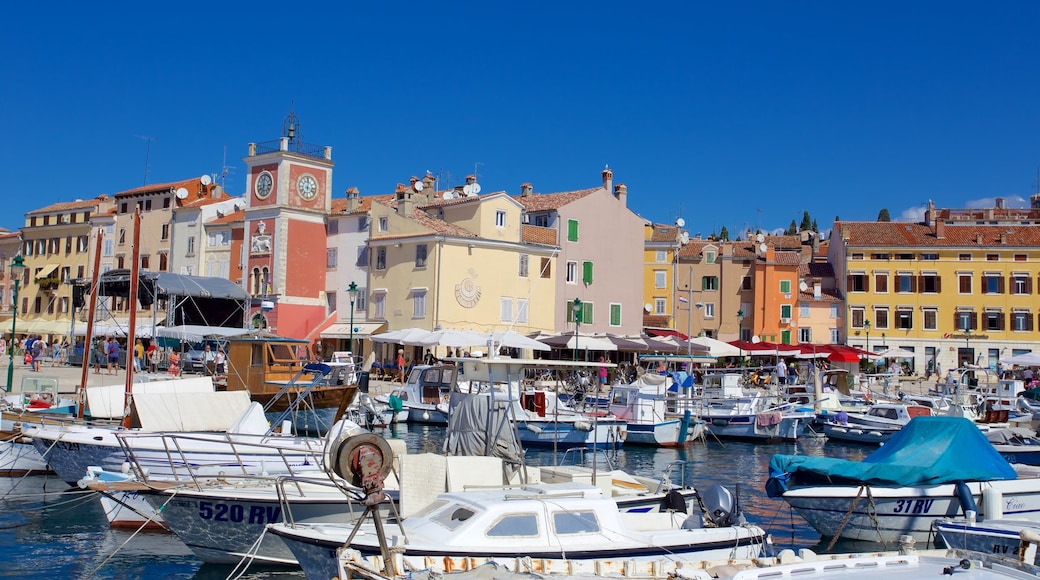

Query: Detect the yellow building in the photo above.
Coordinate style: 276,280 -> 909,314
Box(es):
829,200 -> 1040,374
642,223 -> 684,334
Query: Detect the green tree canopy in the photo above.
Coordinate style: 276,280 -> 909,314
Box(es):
799,210 -> 812,231
877,208 -> 891,222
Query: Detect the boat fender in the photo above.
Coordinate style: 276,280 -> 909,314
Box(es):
982,487 -> 1004,520
574,420 -> 592,432
954,481 -> 977,516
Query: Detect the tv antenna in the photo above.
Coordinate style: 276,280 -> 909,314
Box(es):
220,145 -> 236,187
137,135 -> 157,185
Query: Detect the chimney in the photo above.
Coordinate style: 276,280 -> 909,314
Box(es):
601,166 -> 613,194
976,233 -> 984,244
614,184 -> 628,207
346,187 -> 360,212
521,183 -> 533,197
996,197 -> 1006,210
465,174 -> 477,185
935,219 -> 945,239
925,200 -> 936,227
422,173 -> 435,191
1000,232 -> 1007,245
409,176 -> 420,191
395,184 -> 413,217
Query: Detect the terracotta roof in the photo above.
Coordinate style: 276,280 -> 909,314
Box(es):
369,199 -> 478,239
521,224 -> 557,246
180,192 -> 234,208
0,232 -> 20,241
28,195 -> 109,215
677,240 -> 715,259
798,262 -> 835,278
114,177 -> 203,198
798,287 -> 844,303
649,224 -> 682,243
208,209 -> 244,225
513,187 -> 600,212
772,251 -> 802,265
330,194 -> 395,215
840,221 -> 1040,247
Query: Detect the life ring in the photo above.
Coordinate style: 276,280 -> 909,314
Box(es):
328,432 -> 394,485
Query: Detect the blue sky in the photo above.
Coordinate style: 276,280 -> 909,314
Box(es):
4,2 -> 1039,238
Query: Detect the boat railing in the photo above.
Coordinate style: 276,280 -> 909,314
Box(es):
274,473 -> 367,527
115,429 -> 328,488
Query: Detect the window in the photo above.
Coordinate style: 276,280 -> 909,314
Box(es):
65,237 -> 72,254
495,210 -> 505,227
554,510 -> 599,534
373,292 -> 386,318
208,230 -> 230,246
516,254 -> 529,277
566,261 -> 577,283
851,253 -> 864,260
33,296 -> 41,314
920,273 -> 940,293
985,310 -> 1004,331
923,308 -> 938,331
161,224 -> 170,240
540,257 -> 551,279
359,216 -> 370,231
326,248 -> 338,269
582,261 -> 593,284
159,254 -> 167,271
896,273 -> 914,293
328,220 -> 338,234
412,290 -> 426,318
140,256 -> 149,270
186,236 -> 196,255
800,304 -> 810,317
895,253 -> 914,260
163,197 -> 171,209
986,253 -> 999,261
705,250 -> 716,264
654,270 -> 666,289
116,255 -> 125,269
567,302 -> 593,324
378,217 -> 388,232
77,235 -> 88,252
567,219 -> 579,242
517,299 -> 529,323
704,303 -> 715,318
983,274 -> 1003,294
326,291 -> 336,316
609,303 -> 621,326
921,253 -> 938,261
654,298 -> 666,314
850,307 -> 865,328
958,274 -> 972,294
1015,254 -> 1027,262
872,272 -> 893,293
874,308 -> 889,329
1012,311 -> 1033,331
780,304 -> 792,320
534,214 -> 549,227
896,309 -> 913,330
1012,274 -> 1032,295
798,328 -> 812,342
77,265 -> 84,278
415,244 -> 428,268
830,328 -> 841,343
958,253 -> 972,261
500,297 -> 513,322
118,228 -> 126,244
655,250 -> 666,263
703,276 -> 718,291
251,267 -> 261,295
830,304 -> 840,318
355,287 -> 367,311
957,311 -> 977,331
356,246 -> 368,268
872,253 -> 890,260
742,276 -> 752,290
779,280 -> 791,294
376,247 -> 386,270
848,273 -> 868,292
487,514 -> 539,538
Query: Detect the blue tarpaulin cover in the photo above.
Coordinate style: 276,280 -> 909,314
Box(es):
766,416 -> 1017,498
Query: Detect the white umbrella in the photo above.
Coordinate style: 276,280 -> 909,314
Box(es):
415,329 -> 487,348
876,347 -> 916,359
538,331 -> 618,351
371,327 -> 431,344
1000,352 -> 1040,366
488,330 -> 551,352
686,336 -> 739,357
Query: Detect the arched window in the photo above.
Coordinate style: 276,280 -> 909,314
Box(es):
261,267 -> 270,295
250,312 -> 268,329
252,267 -> 261,295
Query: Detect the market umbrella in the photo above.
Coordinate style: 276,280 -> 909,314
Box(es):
536,331 -> 617,351
415,329 -> 487,348
1000,352 -> 1040,366
876,347 -> 916,359
488,330 -> 551,352
683,336 -> 732,356
371,327 -> 431,345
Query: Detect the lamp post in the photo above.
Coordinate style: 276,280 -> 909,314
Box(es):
347,281 -> 358,356
571,298 -> 583,361
6,255 -> 26,393
863,319 -> 871,373
736,309 -> 745,366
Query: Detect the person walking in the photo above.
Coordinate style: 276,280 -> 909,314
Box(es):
776,358 -> 788,386
31,337 -> 45,372
598,357 -> 609,391
214,346 -> 226,378
134,339 -> 145,373
396,349 -> 407,384
167,349 -> 181,377
106,338 -> 120,375
147,342 -> 161,373
93,336 -> 106,374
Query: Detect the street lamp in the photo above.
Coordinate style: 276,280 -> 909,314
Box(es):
736,309 -> 745,366
571,298 -> 583,361
6,255 -> 26,392
347,281 -> 359,356
863,319 -> 871,373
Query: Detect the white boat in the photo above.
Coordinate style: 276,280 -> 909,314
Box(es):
767,416 -> 1040,543
935,518 -> 1040,565
608,373 -> 703,446
821,422 -> 902,445
375,364 -> 455,425
691,372 -> 812,442
838,402 -> 933,430
268,481 -> 768,580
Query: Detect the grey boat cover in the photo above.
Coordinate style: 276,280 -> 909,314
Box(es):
444,391 -> 523,478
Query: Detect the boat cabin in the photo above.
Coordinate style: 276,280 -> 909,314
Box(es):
400,364 -> 458,405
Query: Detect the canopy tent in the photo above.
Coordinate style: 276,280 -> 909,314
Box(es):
876,347 -> 916,359
155,325 -> 253,342
536,331 -> 618,352
604,334 -> 651,352
644,328 -> 689,340
999,352 -> 1040,367
487,330 -> 551,352
96,269 -> 250,329
728,340 -> 800,357
416,329 -> 487,348
371,327 -> 432,345
687,336 -> 741,357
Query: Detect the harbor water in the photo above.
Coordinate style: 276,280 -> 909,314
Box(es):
0,425 -> 876,578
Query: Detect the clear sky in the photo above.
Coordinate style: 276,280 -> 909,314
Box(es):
4,1 -> 1039,238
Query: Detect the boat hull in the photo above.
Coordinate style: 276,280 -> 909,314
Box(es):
822,422 -> 900,446
623,419 -> 704,447
784,478 -> 1040,543
703,414 -> 807,442
935,518 -> 1040,565
516,420 -> 626,449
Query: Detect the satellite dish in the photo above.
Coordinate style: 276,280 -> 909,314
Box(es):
442,191 -> 455,200
644,303 -> 653,313
759,243 -> 768,253
799,281 -> 809,292
679,232 -> 690,245
675,217 -> 686,228
471,183 -> 481,194
462,184 -> 474,196
751,335 -> 761,344
175,187 -> 189,200
200,174 -> 212,186
756,233 -> 765,243
414,181 -> 424,192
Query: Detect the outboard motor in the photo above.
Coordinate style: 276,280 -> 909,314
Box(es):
700,484 -> 746,527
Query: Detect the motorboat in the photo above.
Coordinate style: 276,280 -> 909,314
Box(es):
608,373 -> 704,446
821,422 -> 902,445
268,481 -> 768,580
766,416 -> 1040,543
935,518 -> 1040,566
691,372 -> 813,442
374,364 -> 456,425
985,427 -> 1040,466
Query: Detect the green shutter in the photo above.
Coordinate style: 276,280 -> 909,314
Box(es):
701,276 -> 707,290
780,280 -> 791,293
568,219 -> 579,242
610,304 -> 621,326
582,302 -> 593,324
583,261 -> 593,284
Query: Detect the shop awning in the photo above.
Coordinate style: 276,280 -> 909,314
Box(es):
35,264 -> 59,281
644,328 -> 689,340
321,322 -> 387,339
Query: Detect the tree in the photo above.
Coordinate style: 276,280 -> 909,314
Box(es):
877,208 -> 891,222
812,218 -> 818,232
799,210 -> 812,231
786,220 -> 797,235
719,226 -> 730,241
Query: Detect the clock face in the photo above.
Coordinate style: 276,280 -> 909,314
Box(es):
297,174 -> 318,200
255,171 -> 273,199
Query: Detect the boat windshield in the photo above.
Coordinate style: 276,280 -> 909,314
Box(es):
430,504 -> 476,530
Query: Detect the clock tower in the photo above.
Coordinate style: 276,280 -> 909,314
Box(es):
242,109 -> 334,338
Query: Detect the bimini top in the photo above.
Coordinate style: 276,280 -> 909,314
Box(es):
98,269 -> 250,301
766,416 -> 1018,497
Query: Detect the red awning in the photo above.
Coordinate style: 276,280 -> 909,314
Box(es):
645,328 -> 689,340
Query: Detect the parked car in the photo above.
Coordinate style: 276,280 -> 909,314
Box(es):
184,349 -> 206,374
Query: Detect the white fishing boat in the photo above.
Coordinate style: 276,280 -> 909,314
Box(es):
268,481 -> 767,580
375,364 -> 456,425
821,422 -> 902,445
767,416 -> 1040,543
691,372 -> 812,442
935,517 -> 1040,566
608,373 -> 703,446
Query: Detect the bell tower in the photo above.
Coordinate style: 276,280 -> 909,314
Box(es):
242,108 -> 334,338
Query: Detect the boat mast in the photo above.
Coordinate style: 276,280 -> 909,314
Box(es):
77,229 -> 105,419
122,207 -> 142,429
